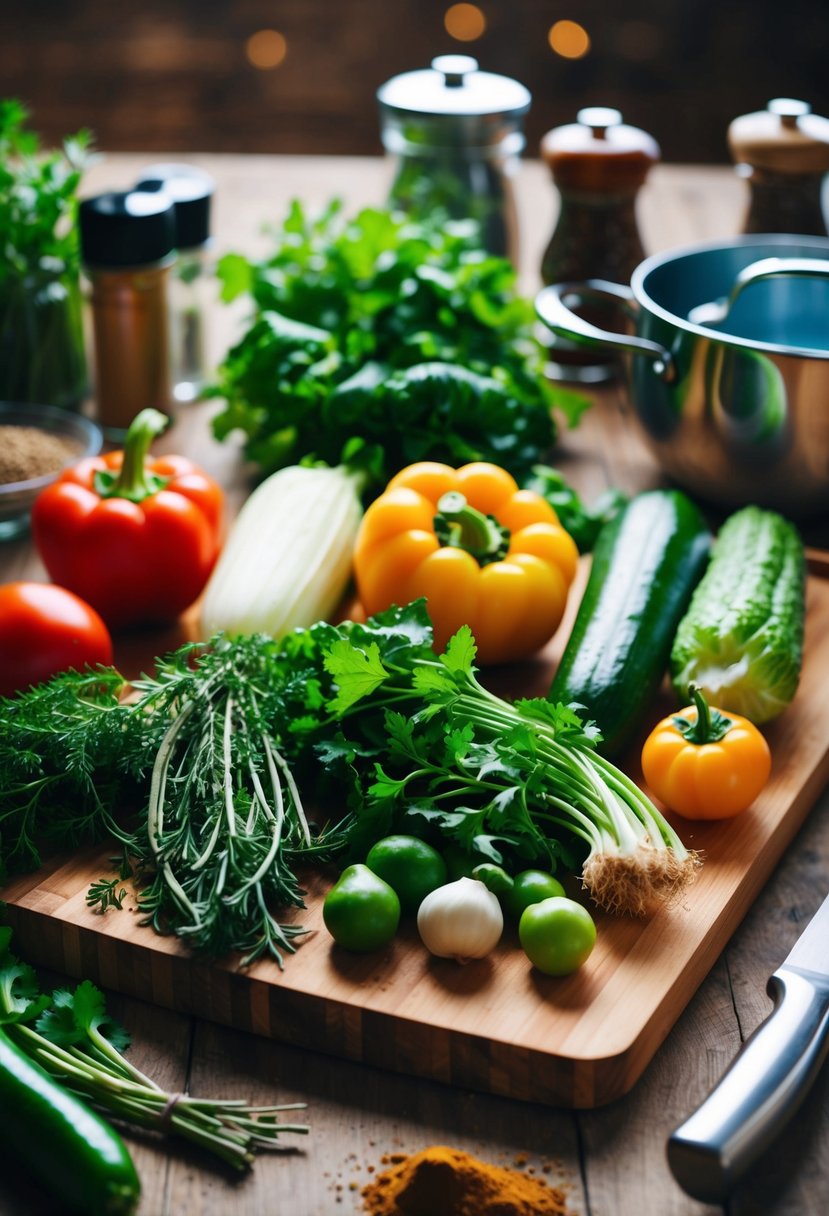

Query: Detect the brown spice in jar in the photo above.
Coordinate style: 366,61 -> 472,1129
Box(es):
0,425 -> 80,486
361,1145 -> 571,1216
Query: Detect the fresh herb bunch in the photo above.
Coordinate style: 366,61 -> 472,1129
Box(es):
0,603 -> 698,965
0,927 -> 308,1169
0,99 -> 94,405
318,617 -> 700,914
0,668 -> 138,875
210,201 -> 587,490
0,642 -> 344,965
0,99 -> 94,283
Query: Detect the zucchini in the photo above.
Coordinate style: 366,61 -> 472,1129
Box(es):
548,489 -> 710,758
0,1026 -> 140,1214
670,506 -> 805,723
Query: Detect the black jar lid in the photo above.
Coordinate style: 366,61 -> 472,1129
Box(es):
134,162 -> 214,249
79,191 -> 176,269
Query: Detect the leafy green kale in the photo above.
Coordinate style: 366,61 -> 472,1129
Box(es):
210,202 -> 588,491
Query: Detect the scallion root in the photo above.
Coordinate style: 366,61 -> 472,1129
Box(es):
582,843 -> 702,916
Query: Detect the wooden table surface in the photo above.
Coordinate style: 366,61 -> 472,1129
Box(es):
1,155 -> 827,1216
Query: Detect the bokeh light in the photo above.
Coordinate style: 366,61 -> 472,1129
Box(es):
548,20 -> 591,60
246,29 -> 288,70
444,4 -> 487,42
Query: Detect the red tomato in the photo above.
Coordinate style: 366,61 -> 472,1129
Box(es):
0,582 -> 114,697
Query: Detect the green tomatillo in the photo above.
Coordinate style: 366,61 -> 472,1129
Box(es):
519,896 -> 597,977
365,835 -> 447,915
322,864 -> 400,952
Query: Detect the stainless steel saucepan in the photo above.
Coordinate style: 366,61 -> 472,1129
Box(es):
535,235 -> 829,519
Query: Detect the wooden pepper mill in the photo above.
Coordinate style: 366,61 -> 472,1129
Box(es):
539,107 -> 660,381
728,98 -> 829,236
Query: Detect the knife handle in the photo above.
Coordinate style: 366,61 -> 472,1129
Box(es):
667,966 -> 829,1203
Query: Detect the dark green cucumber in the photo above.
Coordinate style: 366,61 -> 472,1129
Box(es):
0,1027 -> 140,1215
548,489 -> 711,758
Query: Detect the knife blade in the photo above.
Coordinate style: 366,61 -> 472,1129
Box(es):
667,892 -> 829,1203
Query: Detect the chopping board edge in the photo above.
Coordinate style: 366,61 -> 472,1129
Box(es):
0,895 -> 652,1109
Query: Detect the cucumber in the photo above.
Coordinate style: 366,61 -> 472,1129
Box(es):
548,489 -> 710,758
0,1027 -> 140,1215
670,506 -> 805,723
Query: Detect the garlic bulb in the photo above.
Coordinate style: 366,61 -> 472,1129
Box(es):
416,877 -> 503,964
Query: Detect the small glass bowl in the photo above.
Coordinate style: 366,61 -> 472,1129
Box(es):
0,402 -> 103,541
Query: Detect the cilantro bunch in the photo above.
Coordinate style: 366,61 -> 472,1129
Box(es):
210,201 -> 587,491
0,927 -> 308,1169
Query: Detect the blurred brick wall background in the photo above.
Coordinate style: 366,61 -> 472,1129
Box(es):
2,0 -> 827,162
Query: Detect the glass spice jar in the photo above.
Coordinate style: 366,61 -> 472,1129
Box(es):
134,163 -> 215,404
79,191 -> 176,439
377,55 -> 531,265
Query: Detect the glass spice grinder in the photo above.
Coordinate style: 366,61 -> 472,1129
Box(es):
376,55 -> 531,265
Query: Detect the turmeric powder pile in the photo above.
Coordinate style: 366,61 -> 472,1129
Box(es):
361,1145 -> 571,1216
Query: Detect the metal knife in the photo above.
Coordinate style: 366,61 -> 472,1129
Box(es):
667,892 -> 829,1203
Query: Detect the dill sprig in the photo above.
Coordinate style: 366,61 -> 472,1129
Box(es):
0,638 -> 349,967
0,668 -> 136,872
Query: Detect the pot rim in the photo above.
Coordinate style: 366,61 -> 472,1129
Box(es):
631,232 -> 829,360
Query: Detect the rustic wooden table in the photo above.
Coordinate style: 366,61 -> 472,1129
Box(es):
1,156 -> 827,1215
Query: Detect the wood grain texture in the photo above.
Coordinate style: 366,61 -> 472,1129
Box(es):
1,156 -> 827,1215
4,527 -> 828,1110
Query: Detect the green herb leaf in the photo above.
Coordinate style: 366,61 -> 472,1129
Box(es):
325,640 -> 390,712
440,625 -> 477,674
209,202 -> 588,492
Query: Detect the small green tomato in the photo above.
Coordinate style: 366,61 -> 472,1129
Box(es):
322,863 -> 400,952
365,835 -> 447,915
503,869 -> 565,919
518,896 -> 597,977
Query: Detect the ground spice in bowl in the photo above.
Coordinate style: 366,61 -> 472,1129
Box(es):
0,424 -> 81,486
361,1145 -> 571,1216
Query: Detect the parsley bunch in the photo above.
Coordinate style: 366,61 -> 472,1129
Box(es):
319,616 -> 701,915
0,927 -> 307,1169
0,99 -> 94,283
0,99 -> 94,405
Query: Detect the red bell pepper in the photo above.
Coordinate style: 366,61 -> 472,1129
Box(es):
32,409 -> 224,629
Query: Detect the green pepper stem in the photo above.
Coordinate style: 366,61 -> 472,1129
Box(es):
674,683 -> 733,745
107,408 -> 169,502
434,491 -> 509,564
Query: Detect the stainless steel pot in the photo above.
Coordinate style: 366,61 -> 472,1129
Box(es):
535,235 -> 829,519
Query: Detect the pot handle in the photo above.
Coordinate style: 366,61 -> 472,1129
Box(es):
689,256 -> 829,327
535,281 -> 677,382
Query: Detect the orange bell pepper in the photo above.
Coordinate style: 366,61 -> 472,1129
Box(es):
641,685 -> 772,820
353,461 -> 579,664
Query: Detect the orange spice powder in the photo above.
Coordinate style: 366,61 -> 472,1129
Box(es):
361,1145 -> 571,1215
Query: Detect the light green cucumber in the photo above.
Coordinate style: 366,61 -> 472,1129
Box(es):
670,506 -> 805,723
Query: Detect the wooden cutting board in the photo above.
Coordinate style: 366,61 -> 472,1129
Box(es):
3,567 -> 829,1110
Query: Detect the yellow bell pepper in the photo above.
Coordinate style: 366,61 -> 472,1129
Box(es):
353,461 -> 579,664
